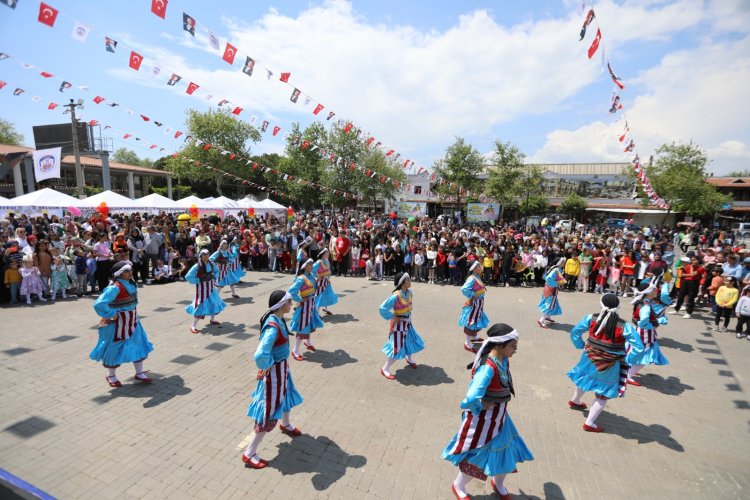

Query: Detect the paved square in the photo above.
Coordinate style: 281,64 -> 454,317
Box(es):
0,274 -> 748,499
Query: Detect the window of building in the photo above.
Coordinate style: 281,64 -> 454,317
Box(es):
414,185 -> 422,194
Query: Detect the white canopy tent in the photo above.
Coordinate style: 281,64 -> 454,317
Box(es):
253,198 -> 286,218
136,193 -> 181,210
235,197 -> 262,209
78,190 -> 140,210
174,195 -> 211,208
9,188 -> 80,208
208,196 -> 240,209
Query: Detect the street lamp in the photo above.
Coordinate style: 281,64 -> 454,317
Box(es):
64,98 -> 86,199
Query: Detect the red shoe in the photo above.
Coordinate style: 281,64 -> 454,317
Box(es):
134,372 -> 153,383
279,424 -> 302,437
583,423 -> 605,433
190,327 -> 200,334
242,453 -> 268,469
568,400 -> 588,410
105,375 -> 122,388
380,368 -> 396,380
451,482 -> 472,499
292,353 -> 304,361
463,344 -> 477,353
406,360 -> 418,369
490,478 -> 511,500
537,319 -> 549,329
627,378 -> 642,387
209,320 -> 221,325
304,343 -> 316,352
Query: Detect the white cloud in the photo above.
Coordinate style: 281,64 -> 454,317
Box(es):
531,33 -> 750,174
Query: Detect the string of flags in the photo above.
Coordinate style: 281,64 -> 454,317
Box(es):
179,161 -> 295,203
577,1 -> 669,210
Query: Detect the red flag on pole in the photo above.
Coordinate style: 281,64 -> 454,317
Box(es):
587,29 -> 601,59
151,0 -> 167,19
222,43 -> 237,65
129,51 -> 143,71
37,2 -> 59,27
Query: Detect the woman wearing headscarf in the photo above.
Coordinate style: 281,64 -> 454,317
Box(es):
210,240 -> 239,298
242,290 -> 304,469
458,261 -> 489,353
90,261 -> 154,388
185,249 -> 227,334
312,247 -> 338,316
537,257 -> 567,328
442,323 -> 533,499
567,293 -> 644,432
378,272 -> 425,380
288,258 -> 324,360
626,278 -> 670,386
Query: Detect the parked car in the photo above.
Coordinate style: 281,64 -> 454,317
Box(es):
732,222 -> 750,238
555,219 -> 584,231
606,218 -> 642,232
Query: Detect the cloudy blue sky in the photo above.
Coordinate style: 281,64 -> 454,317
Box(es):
0,0 -> 748,174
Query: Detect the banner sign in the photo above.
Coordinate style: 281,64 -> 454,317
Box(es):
467,203 -> 500,222
32,146 -> 62,182
397,201 -> 426,217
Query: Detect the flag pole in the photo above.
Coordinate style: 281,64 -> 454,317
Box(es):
66,99 -> 86,199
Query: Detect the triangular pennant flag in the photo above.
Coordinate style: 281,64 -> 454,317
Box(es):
609,93 -> 622,113
12,88 -> 24,96
167,73 -> 181,86
313,104 -> 324,115
587,28 -> 601,59
343,123 -> 353,133
124,133 -> 131,139
273,126 -> 281,136
290,88 -> 300,103
129,51 -> 143,71
105,37 -> 118,53
186,82 -> 199,95
38,2 -> 59,27
40,71 -> 54,78
261,120 -> 269,132
151,66 -> 162,78
183,13 -> 195,36
140,115 -> 150,121
265,69 -> 273,80
279,72 -> 291,83
151,0 -> 167,19
326,111 -> 335,121
71,21 -> 91,42
232,107 -> 242,115
242,57 -> 255,77
93,96 -> 105,104
608,62 -> 625,89
47,102 -> 58,110
222,43 -> 237,65
385,149 -> 394,157
208,32 -> 220,50
59,81 -> 71,92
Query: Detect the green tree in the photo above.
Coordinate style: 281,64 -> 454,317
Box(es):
278,122 -> 327,209
0,118 -> 24,145
165,109 -> 261,196
517,165 -> 548,215
633,142 -> 730,216
485,140 -> 527,220
519,194 -> 550,215
432,137 -> 484,208
559,193 -> 588,219
111,147 -> 141,165
727,169 -> 750,177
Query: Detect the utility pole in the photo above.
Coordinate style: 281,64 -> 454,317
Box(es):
65,99 -> 86,199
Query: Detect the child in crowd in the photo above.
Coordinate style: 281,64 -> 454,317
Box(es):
734,285 -> 750,340
50,255 -> 71,300
593,253 -> 608,294
173,257 -> 189,281
608,260 -> 621,295
448,252 -> 458,285
20,255 -> 46,305
4,260 -> 21,304
483,251 -> 494,284
366,253 -> 377,280
714,276 -> 739,332
351,242 -> 361,275
707,267 -> 724,315
564,252 -> 580,291
426,245 -> 437,284
86,251 -> 97,295
375,248 -> 384,280
74,249 -> 87,296
413,247 -> 424,282
152,259 -> 172,284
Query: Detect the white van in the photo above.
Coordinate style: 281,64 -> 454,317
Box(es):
732,222 -> 750,238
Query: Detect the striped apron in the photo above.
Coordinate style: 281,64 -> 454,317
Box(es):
316,277 -> 330,298
389,317 -> 410,356
635,326 -> 655,351
295,298 -> 315,337
192,280 -> 214,317
114,310 -> 138,342
449,402 -> 508,455
262,359 -> 289,424
466,297 -> 485,327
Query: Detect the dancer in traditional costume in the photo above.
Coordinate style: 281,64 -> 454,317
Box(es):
289,258 -> 324,360
90,261 -> 154,387
626,278 -> 670,386
442,323 -> 533,499
567,293 -> 644,432
185,249 -> 227,334
210,240 -> 239,298
228,237 -> 246,284
537,258 -> 567,328
378,272 -> 425,380
242,290 -> 304,469
313,248 -> 338,315
459,261 -> 489,353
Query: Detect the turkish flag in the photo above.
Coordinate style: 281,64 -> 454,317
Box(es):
313,104 -> 324,115
38,2 -> 59,27
273,126 -> 281,136
150,144 -> 157,149
151,0 -> 167,19
232,106 -> 242,115
88,120 -> 99,126
587,29 -> 601,59
0,81 -> 6,90
174,131 -> 183,138
47,102 -> 58,110
343,123 -> 353,133
279,72 -> 291,83
129,51 -> 143,71
93,96 -> 105,104
186,82 -> 199,95
367,137 -> 375,147
222,43 -> 237,65
140,115 -> 150,121
40,71 -> 54,78
124,134 -> 132,139
386,150 -> 394,157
